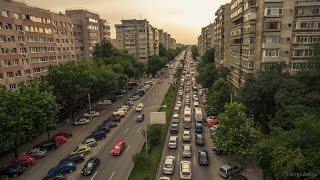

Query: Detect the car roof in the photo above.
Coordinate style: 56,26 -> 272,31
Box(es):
115,141 -> 125,145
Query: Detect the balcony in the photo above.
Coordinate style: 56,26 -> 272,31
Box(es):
296,0 -> 320,6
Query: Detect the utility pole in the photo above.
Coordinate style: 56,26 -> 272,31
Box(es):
88,93 -> 93,122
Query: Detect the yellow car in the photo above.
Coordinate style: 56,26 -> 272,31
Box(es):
71,144 -> 91,155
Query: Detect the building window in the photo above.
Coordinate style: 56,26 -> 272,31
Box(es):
0,35 -> 6,42
24,69 -> 31,75
0,73 -> 3,79
297,21 -> 320,29
7,72 -> 14,78
22,59 -> 29,64
9,83 -> 17,89
264,49 -> 280,57
2,10 -> 9,17
265,7 -> 283,16
5,23 -> 12,30
265,22 -> 281,30
13,12 -> 20,19
293,49 -> 313,57
264,36 -> 280,43
15,71 -> 22,77
16,24 -> 23,31
13,59 -> 19,66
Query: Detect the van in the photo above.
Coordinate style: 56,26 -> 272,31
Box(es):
89,131 -> 106,141
136,103 -> 144,112
168,136 -> 178,149
180,161 -> 192,179
172,113 -> 179,123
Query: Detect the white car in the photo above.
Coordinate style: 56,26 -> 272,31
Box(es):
83,138 -> 97,147
182,131 -> 191,142
174,106 -> 180,113
163,156 -> 176,174
159,177 -> 170,180
172,113 -> 180,123
136,103 -> 144,112
168,136 -> 178,149
180,161 -> 192,179
84,111 -> 100,117
74,118 -> 90,125
176,101 -> 182,108
121,105 -> 130,111
27,148 -> 47,158
98,99 -> 112,105
182,144 -> 192,158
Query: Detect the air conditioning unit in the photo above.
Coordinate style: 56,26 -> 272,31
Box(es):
20,42 -> 25,46
21,31 -> 25,35
22,54 -> 27,57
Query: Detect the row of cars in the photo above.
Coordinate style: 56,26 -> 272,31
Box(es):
0,131 -> 72,178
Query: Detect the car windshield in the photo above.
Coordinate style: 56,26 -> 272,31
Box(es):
169,140 -> 175,143
219,167 -> 227,174
182,172 -> 190,175
114,145 -> 121,150
165,162 -> 172,168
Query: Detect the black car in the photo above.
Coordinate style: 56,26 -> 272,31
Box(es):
0,175 -> 8,180
34,140 -> 58,151
81,157 -> 100,176
111,115 -> 121,122
219,163 -> 243,178
198,150 -> 209,166
228,174 -> 248,180
213,144 -> 223,155
0,165 -> 25,177
42,174 -> 66,180
97,125 -> 110,134
135,113 -> 145,122
170,123 -> 178,134
60,153 -> 84,164
196,134 -> 205,146
103,121 -> 117,128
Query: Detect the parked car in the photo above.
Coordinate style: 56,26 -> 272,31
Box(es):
96,125 -> 110,133
213,145 -> 223,155
98,99 -> 112,105
71,144 -> 91,155
196,134 -> 205,146
114,94 -> 123,98
84,111 -> 100,117
74,118 -> 90,126
218,163 -> 243,178
91,104 -> 103,112
163,156 -> 175,174
0,165 -> 25,177
53,135 -> 67,145
130,95 -> 140,101
47,161 -> 76,176
5,155 -> 35,167
170,123 -> 179,134
228,174 -> 248,180
135,103 -> 144,112
112,110 -> 126,117
53,131 -> 72,139
42,174 -> 66,180
111,141 -> 126,156
182,144 -> 192,158
103,121 -> 118,128
88,131 -> 106,141
83,138 -> 97,147
34,140 -> 58,151
207,119 -> 219,128
198,150 -> 209,166
81,157 -> 100,176
26,148 -> 47,158
126,101 -> 134,106
135,113 -> 145,122
60,153 -> 84,164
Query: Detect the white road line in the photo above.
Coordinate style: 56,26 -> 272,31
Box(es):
193,135 -> 195,141
90,172 -> 98,180
137,127 -> 141,133
109,170 -> 116,180
124,128 -> 129,134
193,155 -> 196,166
126,145 -> 131,153
177,154 -> 180,162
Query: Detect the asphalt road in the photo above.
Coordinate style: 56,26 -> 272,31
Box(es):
155,50 -> 215,180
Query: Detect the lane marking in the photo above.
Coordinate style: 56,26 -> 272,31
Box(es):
109,171 -> 116,180
124,128 -> 129,134
90,172 -> 98,180
177,154 -> 180,162
193,155 -> 196,166
137,127 -> 141,133
126,145 -> 131,153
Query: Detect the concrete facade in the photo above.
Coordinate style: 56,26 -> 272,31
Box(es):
197,23 -> 215,58
0,0 -> 111,89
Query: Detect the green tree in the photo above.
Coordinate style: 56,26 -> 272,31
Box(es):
197,63 -> 218,88
215,102 -> 261,159
146,124 -> 162,146
206,78 -> 232,115
93,40 -> 117,58
191,45 -> 199,60
201,48 -> 215,64
147,55 -> 166,76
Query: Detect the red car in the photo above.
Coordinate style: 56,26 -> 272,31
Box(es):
91,104 -> 103,112
5,155 -> 35,167
111,141 -> 126,156
53,130 -> 72,139
54,135 -> 67,145
207,119 -> 219,128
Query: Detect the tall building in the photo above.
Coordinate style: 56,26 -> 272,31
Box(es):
197,23 -> 215,58
214,3 -> 231,68
0,0 -> 111,89
225,0 -> 320,91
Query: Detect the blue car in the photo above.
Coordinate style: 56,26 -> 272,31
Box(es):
48,161 -> 76,176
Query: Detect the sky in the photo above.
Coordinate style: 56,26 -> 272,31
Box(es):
25,0 -> 230,44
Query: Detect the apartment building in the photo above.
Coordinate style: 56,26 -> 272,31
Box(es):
0,0 -> 111,89
197,23 -> 215,58
170,38 -> 176,50
226,0 -> 320,91
214,3 -> 231,68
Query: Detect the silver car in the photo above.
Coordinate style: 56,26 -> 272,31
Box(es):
182,144 -> 192,158
27,148 -> 47,158
83,138 -> 97,147
163,156 -> 176,174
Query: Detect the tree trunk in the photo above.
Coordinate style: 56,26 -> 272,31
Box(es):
47,131 -> 50,140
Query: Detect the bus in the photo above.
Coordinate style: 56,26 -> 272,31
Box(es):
195,108 -> 203,123
184,107 -> 192,129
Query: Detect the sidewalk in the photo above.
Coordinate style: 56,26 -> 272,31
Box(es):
0,85 -> 139,164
